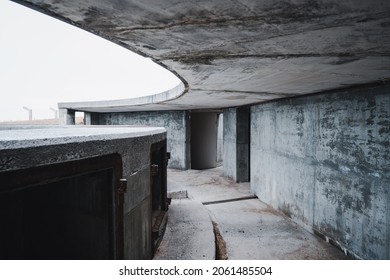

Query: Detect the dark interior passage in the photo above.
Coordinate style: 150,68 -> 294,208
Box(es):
191,112 -> 219,169
150,140 -> 169,254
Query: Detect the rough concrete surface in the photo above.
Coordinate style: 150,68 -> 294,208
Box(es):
8,0 -> 389,260
15,0 -> 390,112
0,125 -> 165,150
168,167 -> 251,203
207,199 -> 348,260
99,111 -> 190,169
153,198 -> 215,260
161,167 -> 349,260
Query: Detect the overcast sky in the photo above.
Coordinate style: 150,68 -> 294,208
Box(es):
0,0 -> 180,121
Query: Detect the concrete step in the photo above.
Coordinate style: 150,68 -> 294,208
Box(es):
153,198 -> 215,260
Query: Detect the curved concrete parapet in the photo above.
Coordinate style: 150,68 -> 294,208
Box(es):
0,125 -> 166,151
0,125 -> 167,260
58,81 -> 186,113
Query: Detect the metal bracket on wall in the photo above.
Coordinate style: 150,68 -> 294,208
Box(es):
165,152 -> 171,166
118,179 -> 127,194
150,164 -> 159,176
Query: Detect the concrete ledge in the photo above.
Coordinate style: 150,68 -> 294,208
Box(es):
0,125 -> 167,259
58,82 -> 186,112
0,125 -> 166,150
153,198 -> 215,260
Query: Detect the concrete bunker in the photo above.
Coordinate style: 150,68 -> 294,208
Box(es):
0,126 -> 168,260
9,0 -> 390,260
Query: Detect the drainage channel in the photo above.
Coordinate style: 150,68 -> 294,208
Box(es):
202,195 -> 257,206
212,221 -> 228,260
205,195 -> 258,260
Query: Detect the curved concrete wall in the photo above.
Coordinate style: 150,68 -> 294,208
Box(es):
0,126 -> 167,259
250,83 -> 390,259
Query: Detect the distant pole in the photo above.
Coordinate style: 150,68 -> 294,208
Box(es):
22,106 -> 32,121
49,107 -> 58,119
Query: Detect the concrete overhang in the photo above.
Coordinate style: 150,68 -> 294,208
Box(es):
14,0 -> 390,112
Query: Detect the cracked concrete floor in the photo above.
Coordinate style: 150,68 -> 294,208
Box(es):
166,167 -> 350,260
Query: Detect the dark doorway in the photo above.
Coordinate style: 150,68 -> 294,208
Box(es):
150,140 -> 169,254
0,154 -> 123,260
190,111 -> 219,169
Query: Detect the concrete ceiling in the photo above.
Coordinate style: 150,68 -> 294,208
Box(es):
15,0 -> 390,112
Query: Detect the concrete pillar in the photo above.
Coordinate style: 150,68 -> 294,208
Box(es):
190,112 -> 218,169
84,112 -> 92,125
217,113 -> 224,163
223,107 -> 250,182
59,108 -> 75,125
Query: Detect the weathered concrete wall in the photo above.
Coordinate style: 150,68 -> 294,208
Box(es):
250,84 -> 390,259
24,0 -> 390,112
0,126 -> 166,260
99,111 -> 190,169
223,107 -> 250,182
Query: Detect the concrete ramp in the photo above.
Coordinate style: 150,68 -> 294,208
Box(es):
153,198 -> 215,260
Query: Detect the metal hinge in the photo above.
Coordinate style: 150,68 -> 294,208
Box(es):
151,164 -> 159,176
118,178 -> 127,194
165,152 -> 171,166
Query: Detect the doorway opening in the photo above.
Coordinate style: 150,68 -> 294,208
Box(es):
150,140 -> 169,254
190,111 -> 220,170
0,154 -> 123,260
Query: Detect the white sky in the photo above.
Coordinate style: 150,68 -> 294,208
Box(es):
0,0 -> 180,121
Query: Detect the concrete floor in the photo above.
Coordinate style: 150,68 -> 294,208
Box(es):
154,166 -> 350,260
